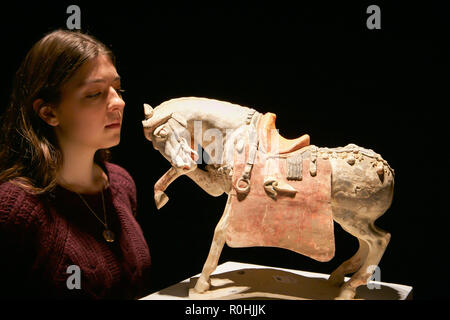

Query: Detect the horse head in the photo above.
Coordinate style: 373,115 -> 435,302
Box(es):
142,103 -> 199,209
142,103 -> 198,171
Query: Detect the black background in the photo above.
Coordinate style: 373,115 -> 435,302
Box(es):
1,1 -> 449,301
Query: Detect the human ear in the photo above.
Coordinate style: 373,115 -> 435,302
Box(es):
32,98 -> 59,126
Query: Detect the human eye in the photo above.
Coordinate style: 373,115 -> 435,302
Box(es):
86,91 -> 102,98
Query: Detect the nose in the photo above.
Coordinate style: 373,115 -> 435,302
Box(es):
107,86 -> 125,113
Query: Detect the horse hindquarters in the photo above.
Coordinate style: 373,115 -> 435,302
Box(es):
329,153 -> 394,299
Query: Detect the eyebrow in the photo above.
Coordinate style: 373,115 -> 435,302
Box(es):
81,76 -> 121,86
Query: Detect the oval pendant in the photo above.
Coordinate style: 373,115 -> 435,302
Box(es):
103,229 -> 115,242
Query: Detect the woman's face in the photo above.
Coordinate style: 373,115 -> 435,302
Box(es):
53,54 -> 125,151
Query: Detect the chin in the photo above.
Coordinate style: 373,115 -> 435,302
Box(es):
101,137 -> 121,149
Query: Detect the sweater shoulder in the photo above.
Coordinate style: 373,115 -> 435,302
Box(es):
0,181 -> 45,230
104,162 -> 137,215
105,162 -> 136,189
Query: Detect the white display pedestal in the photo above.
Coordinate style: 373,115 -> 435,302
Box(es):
140,261 -> 412,300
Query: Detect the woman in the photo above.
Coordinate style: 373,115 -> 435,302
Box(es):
0,30 -> 151,299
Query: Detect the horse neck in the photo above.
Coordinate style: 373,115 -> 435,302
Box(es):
188,104 -> 251,130
184,104 -> 255,169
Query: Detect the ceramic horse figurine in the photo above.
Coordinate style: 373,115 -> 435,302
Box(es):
141,97 -> 394,300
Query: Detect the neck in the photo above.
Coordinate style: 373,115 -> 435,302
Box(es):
56,144 -> 108,194
195,109 -> 259,169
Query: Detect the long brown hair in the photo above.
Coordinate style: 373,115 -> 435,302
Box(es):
0,29 -> 115,195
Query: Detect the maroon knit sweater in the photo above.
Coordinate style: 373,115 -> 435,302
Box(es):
0,162 -> 151,299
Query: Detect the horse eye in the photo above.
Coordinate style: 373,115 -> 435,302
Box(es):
155,127 -> 168,138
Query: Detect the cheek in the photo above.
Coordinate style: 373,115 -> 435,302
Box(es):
58,103 -> 105,139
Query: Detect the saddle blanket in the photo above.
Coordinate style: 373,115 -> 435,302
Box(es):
227,148 -> 335,262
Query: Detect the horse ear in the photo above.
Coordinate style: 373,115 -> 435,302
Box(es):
171,112 -> 187,128
143,103 -> 154,119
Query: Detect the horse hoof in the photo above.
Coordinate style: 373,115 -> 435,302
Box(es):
335,287 -> 356,300
155,192 -> 169,210
193,277 -> 211,293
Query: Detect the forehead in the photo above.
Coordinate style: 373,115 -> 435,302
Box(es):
65,54 -> 119,89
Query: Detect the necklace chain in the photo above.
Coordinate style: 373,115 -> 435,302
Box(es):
76,187 -> 115,242
58,168 -> 115,242
76,189 -> 107,229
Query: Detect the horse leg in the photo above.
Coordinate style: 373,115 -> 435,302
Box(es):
328,239 -> 369,286
335,221 -> 391,300
193,195 -> 232,293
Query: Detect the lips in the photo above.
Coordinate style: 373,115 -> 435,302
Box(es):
105,121 -> 121,128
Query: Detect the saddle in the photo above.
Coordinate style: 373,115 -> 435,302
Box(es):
236,111 -> 312,196
257,112 -> 310,154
